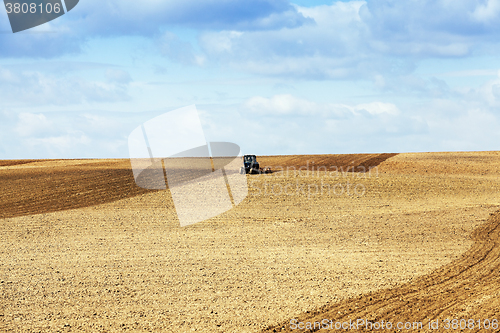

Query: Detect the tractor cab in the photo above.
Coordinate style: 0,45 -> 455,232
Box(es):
241,154 -> 260,174
240,155 -> 271,174
244,155 -> 257,164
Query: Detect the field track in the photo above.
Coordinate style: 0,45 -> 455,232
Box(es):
0,153 -> 395,219
263,209 -> 500,331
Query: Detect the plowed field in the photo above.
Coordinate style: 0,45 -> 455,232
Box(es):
0,160 -> 156,219
0,154 -> 393,219
1,152 -> 499,332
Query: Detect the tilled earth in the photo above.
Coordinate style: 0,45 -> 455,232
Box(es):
1,152 -> 500,332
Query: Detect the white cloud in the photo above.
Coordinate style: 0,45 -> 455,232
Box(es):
195,95 -> 417,155
15,113 -> 53,137
27,133 -> 91,152
157,32 -> 206,66
192,0 -> 500,81
354,102 -> 400,116
245,94 -> 318,115
0,67 -> 22,84
0,66 -> 131,106
473,72 -> 500,108
0,0 -> 311,58
296,1 -> 365,27
472,0 -> 500,23
200,31 -> 243,54
0,110 -> 156,159
198,1 -> 369,79
439,69 -> 499,77
244,94 -> 399,118
106,69 -> 132,84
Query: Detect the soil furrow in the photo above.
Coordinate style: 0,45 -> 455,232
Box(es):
262,210 -> 500,332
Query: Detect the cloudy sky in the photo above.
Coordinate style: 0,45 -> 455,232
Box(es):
1,0 -> 500,158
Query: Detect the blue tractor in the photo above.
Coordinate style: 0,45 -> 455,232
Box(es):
240,155 -> 271,174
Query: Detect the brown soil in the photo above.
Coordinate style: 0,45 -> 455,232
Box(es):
0,154 -> 395,219
258,153 -> 397,173
263,152 -> 500,332
0,159 -> 156,219
0,160 -> 48,167
262,211 -> 500,332
1,152 -> 500,332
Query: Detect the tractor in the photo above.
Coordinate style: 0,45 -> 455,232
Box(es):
240,155 -> 271,174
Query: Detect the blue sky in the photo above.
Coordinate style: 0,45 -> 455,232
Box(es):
1,0 -> 500,158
